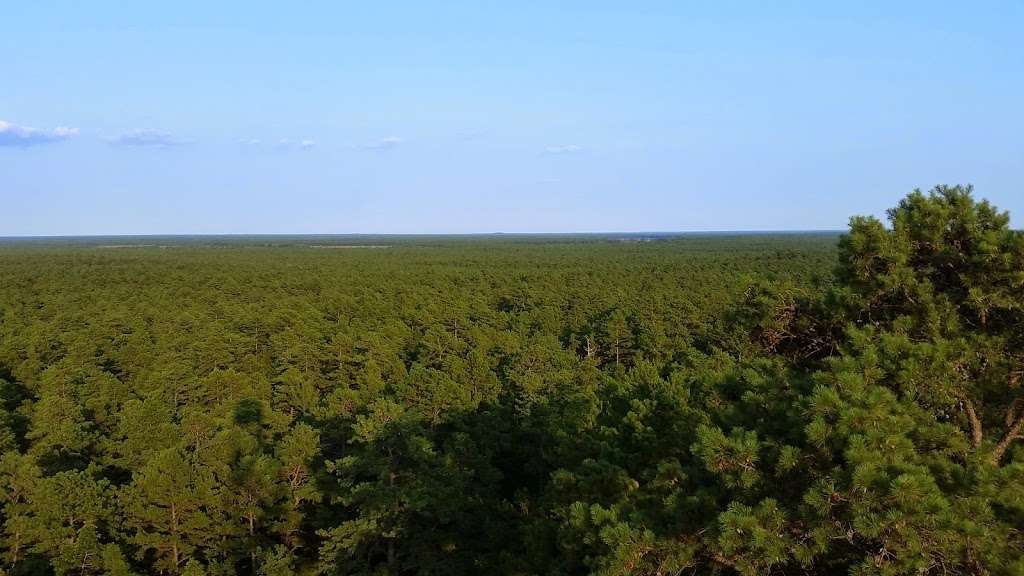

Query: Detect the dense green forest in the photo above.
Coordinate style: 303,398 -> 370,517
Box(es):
1,186 -> 1022,575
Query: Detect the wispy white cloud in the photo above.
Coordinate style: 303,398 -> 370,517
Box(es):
360,136 -> 404,150
273,138 -> 316,150
544,144 -> 582,154
109,130 -> 189,147
456,129 -> 489,142
0,120 -> 78,147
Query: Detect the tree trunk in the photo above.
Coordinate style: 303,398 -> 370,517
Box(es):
171,503 -> 180,570
990,409 -> 1024,466
387,469 -> 397,569
965,399 -> 983,448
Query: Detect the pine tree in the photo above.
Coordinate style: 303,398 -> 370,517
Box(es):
121,448 -> 227,573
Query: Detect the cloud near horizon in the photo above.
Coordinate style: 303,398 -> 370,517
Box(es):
360,137 -> 404,150
276,138 -> 316,150
109,130 -> 189,147
0,120 -> 78,147
544,144 -> 582,154
455,129 -> 489,142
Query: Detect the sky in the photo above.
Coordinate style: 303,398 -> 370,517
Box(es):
2,1 -> 1022,235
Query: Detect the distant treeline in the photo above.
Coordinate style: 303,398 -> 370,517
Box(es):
0,231 -> 842,248
1,186 -> 1021,575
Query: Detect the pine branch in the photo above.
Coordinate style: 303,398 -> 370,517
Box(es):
964,398 -> 984,449
990,406 -> 1024,466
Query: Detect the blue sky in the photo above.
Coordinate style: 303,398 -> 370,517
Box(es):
2,1 -> 1022,235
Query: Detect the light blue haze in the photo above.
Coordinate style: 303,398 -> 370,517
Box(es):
2,1 -> 1022,234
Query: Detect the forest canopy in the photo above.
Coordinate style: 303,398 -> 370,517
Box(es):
1,185 -> 1022,575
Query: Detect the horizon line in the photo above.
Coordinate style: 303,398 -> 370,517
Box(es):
0,229 -> 847,240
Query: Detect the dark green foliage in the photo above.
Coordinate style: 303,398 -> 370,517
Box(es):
1,190 -> 1022,575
